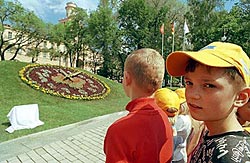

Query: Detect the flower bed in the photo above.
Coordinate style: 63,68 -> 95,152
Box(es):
19,64 -> 111,100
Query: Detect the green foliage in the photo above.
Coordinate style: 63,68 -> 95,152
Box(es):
87,6 -> 122,80
118,0 -> 187,58
63,7 -> 89,67
118,0 -> 168,51
227,2 -> 250,53
185,0 -> 250,55
0,61 -> 129,142
0,0 -> 47,61
185,0 -> 223,49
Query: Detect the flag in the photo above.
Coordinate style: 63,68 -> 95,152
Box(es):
171,22 -> 175,35
160,23 -> 164,34
184,20 -> 189,34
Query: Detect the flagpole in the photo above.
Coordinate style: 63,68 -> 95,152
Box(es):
160,23 -> 165,86
160,23 -> 164,56
172,33 -> 175,52
161,30 -> 165,86
181,21 -> 186,86
183,19 -> 187,51
170,32 -> 174,88
161,33 -> 164,56
180,19 -> 190,87
183,31 -> 185,50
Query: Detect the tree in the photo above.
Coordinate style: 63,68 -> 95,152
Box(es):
11,11 -> 48,62
67,7 -> 89,68
226,1 -> 250,53
0,0 -> 21,60
48,7 -> 90,68
118,0 -> 156,51
118,0 -> 187,56
87,5 -> 121,80
0,0 -> 47,61
47,23 -> 67,65
184,0 -> 249,57
118,0 -> 187,84
185,0 -> 225,50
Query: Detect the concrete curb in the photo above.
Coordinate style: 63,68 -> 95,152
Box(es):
0,111 -> 128,162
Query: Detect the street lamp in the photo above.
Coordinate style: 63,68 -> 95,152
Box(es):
221,28 -> 227,42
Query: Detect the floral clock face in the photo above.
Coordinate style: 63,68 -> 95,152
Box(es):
19,64 -> 110,100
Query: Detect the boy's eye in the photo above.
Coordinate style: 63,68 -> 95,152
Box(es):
204,83 -> 216,88
184,81 -> 192,86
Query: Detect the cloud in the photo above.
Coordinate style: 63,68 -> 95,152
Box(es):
16,1 -> 45,21
17,0 -> 99,24
74,0 -> 100,12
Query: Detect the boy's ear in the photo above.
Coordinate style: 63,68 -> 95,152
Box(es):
234,87 -> 250,107
124,71 -> 132,86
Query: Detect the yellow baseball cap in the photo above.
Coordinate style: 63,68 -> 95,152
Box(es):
166,42 -> 250,86
154,88 -> 180,117
175,88 -> 186,104
244,127 -> 250,132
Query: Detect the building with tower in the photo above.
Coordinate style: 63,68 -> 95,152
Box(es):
59,2 -> 77,24
4,2 -> 101,73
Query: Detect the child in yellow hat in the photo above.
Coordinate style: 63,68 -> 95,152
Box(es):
154,87 -> 180,143
154,87 -> 193,163
166,42 -> 250,162
154,87 -> 181,159
154,88 -> 180,118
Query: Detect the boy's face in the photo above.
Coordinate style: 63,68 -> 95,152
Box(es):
184,65 -> 237,122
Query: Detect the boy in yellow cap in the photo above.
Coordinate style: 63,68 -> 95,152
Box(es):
104,48 -> 173,163
154,88 -> 182,160
154,88 -> 192,163
154,88 -> 180,118
154,87 -> 180,137
166,42 -> 250,162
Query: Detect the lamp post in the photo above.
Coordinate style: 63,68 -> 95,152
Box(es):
221,28 -> 227,42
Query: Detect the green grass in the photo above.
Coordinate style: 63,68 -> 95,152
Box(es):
0,60 -> 129,142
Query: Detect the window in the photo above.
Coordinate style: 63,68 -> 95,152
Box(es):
8,32 -> 12,39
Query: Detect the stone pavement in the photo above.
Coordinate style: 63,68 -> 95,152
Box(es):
0,111 -> 128,163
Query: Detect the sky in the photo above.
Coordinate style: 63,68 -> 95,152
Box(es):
15,0 -> 238,24
17,0 -> 99,24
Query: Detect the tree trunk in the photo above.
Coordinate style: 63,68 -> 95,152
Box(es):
10,47 -> 21,60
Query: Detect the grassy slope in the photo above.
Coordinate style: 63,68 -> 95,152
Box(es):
0,61 -> 129,142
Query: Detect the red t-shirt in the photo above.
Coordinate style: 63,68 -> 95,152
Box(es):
104,97 -> 173,163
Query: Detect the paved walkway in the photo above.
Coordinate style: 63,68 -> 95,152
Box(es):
0,111 -> 128,163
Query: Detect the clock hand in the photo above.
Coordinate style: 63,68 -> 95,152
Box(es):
59,69 -> 69,77
62,71 -> 81,82
59,69 -> 81,82
69,71 -> 81,78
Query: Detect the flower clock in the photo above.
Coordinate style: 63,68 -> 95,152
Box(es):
19,64 -> 111,100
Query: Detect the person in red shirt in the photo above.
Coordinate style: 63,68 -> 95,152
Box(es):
104,48 -> 173,163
